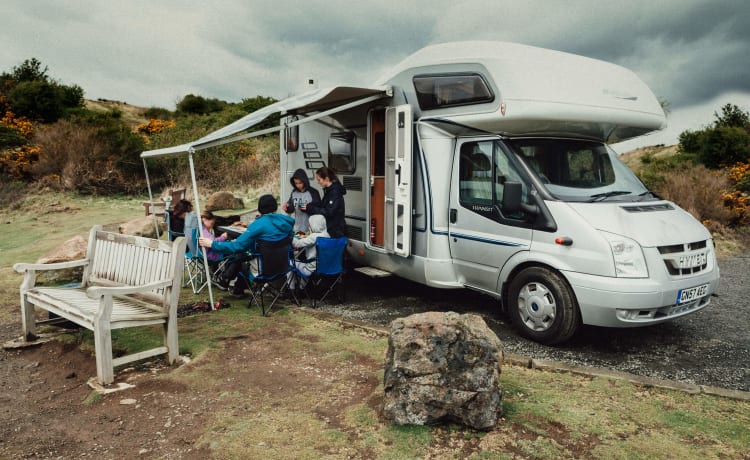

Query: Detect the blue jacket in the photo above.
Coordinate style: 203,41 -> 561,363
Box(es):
211,213 -> 294,255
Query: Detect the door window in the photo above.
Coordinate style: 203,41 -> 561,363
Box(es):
458,140 -> 529,220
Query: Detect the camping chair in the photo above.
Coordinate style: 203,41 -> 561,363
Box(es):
183,215 -> 208,293
182,213 -> 232,294
291,237 -> 347,308
165,208 -> 185,242
243,237 -> 294,316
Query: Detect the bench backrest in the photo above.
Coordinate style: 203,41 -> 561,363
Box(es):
82,226 -> 186,306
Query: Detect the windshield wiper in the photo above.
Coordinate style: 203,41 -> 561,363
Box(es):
588,190 -> 632,202
637,190 -> 662,200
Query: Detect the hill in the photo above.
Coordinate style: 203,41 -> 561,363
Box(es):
619,143 -> 680,169
84,98 -> 150,129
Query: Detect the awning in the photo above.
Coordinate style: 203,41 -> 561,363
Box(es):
140,85 -> 391,158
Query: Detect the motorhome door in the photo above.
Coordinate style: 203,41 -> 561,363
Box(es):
384,105 -> 413,257
448,140 -> 532,289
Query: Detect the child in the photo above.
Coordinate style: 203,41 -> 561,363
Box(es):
199,211 -> 228,263
282,169 -> 321,235
289,214 -> 329,289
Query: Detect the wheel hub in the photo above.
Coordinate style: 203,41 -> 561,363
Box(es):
517,282 -> 556,331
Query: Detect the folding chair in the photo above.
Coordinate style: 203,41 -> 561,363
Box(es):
243,237 -> 294,316
164,208 -> 185,242
181,213 -> 231,294
183,218 -> 208,293
291,237 -> 347,308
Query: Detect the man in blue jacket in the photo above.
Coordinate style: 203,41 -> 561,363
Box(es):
199,194 -> 293,296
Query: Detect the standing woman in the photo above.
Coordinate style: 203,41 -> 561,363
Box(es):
301,166 -> 347,238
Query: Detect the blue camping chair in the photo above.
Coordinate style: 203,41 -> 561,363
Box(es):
183,213 -> 229,294
241,237 -> 294,316
291,237 -> 347,308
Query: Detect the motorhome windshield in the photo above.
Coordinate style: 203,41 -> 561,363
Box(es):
505,138 -> 650,202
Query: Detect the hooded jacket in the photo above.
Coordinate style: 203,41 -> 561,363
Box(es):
210,212 -> 294,255
292,214 -> 329,272
285,169 -> 322,233
305,180 -> 346,238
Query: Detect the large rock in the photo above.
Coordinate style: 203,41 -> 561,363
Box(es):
35,235 -> 88,283
119,216 -> 165,238
205,191 -> 244,211
382,311 -> 504,430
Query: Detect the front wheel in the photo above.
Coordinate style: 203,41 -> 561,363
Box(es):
507,266 -> 581,345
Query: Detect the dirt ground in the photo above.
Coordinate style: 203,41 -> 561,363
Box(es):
0,309 -> 390,459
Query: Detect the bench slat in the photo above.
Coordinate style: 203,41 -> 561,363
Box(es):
28,287 -> 168,323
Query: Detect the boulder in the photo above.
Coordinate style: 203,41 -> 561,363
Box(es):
382,311 -> 504,430
205,191 -> 244,211
35,235 -> 88,283
119,216 -> 165,238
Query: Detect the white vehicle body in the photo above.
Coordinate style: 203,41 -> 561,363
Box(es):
143,41 -> 720,344
279,42 -> 719,343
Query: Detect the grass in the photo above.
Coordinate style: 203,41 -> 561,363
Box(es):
2,191 -> 750,459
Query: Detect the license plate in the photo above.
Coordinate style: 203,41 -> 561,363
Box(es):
678,252 -> 707,269
676,283 -> 709,304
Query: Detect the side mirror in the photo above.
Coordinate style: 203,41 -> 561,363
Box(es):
502,181 -> 523,213
502,181 -> 538,216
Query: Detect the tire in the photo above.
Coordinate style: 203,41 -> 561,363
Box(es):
507,266 -> 581,345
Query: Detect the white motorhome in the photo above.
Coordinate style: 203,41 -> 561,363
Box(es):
143,41 -> 720,344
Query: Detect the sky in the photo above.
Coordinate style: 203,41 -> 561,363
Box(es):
2,0 -> 749,152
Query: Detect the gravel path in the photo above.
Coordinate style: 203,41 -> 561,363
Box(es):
319,255 -> 750,392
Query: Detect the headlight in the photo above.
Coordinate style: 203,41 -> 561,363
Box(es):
600,231 -> 648,278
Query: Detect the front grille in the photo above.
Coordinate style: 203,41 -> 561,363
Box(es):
657,240 -> 710,276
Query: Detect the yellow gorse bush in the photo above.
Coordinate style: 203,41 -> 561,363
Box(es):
136,118 -> 176,135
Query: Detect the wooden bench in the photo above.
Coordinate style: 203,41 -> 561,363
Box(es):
13,225 -> 186,385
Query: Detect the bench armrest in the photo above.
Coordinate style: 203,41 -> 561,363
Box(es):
13,259 -> 89,273
85,278 -> 174,298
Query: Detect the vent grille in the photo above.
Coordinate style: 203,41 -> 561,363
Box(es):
345,224 -> 363,242
342,176 -> 362,192
621,203 -> 674,213
657,240 -> 710,276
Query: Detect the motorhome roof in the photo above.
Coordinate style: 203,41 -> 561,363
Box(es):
378,41 -> 666,143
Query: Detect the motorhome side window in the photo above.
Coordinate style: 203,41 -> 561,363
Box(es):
328,132 -> 355,174
459,140 -> 527,219
284,116 -> 299,152
413,74 -> 493,110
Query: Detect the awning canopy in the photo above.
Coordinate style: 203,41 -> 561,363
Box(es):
140,85 -> 391,159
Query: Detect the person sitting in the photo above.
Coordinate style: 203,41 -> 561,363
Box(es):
199,211 -> 228,264
199,194 -> 293,297
168,199 -> 193,239
288,214 -> 329,290
281,168 -> 321,235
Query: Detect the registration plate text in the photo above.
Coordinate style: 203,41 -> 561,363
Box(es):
676,283 -> 709,305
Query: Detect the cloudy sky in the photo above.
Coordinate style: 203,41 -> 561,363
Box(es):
2,0 -> 749,151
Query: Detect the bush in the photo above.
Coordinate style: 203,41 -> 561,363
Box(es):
698,127 -> 750,168
654,163 -> 733,225
30,114 -> 146,194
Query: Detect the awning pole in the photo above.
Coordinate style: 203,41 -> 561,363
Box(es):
142,158 -> 161,238
187,148 -> 215,309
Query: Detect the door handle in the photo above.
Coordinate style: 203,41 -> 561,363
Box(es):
450,208 -> 457,223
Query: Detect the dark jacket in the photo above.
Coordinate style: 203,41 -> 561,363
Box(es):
305,180 -> 347,238
284,169 -> 321,211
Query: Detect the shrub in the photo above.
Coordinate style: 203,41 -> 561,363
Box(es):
698,126 -> 750,168
654,163 -> 733,225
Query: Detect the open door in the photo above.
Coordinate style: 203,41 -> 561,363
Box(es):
384,105 -> 413,257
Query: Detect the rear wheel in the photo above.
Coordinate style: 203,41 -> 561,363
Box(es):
507,266 -> 580,345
